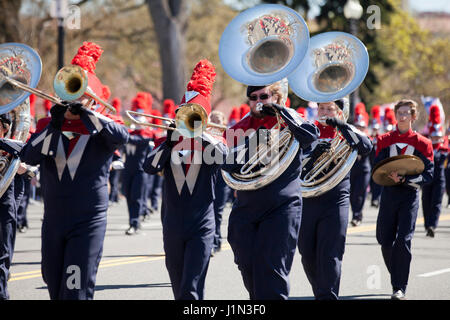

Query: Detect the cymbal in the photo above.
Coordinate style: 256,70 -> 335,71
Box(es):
372,155 -> 424,186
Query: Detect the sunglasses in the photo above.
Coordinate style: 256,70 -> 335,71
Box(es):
249,93 -> 271,101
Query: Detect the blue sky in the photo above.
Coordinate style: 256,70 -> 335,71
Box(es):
409,0 -> 450,13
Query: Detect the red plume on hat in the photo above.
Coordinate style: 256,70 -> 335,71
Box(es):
112,97 -> 122,113
71,42 -> 103,74
131,97 -> 148,113
180,59 -> 216,115
370,105 -> 381,130
428,104 -> 444,137
136,92 -> 153,112
239,103 -> 250,119
384,107 -> 397,131
354,102 -> 368,127
70,42 -> 105,105
163,99 -> 176,119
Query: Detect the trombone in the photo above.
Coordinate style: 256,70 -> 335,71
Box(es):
0,64 -> 116,113
126,103 -> 227,138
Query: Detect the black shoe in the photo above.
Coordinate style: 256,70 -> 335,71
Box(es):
371,200 -> 379,208
426,227 -> 435,238
351,219 -> 362,227
18,226 -> 28,233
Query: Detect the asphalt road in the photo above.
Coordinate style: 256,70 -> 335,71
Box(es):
7,193 -> 450,300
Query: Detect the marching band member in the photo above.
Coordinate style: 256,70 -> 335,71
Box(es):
298,98 -> 372,300
421,105 -> 448,238
349,103 -> 371,226
147,108 -> 164,215
0,113 -> 20,300
0,110 -> 36,300
374,99 -> 433,300
209,110 -> 230,255
143,60 -> 227,300
18,42 -> 129,299
445,127 -> 450,208
369,105 -> 383,208
222,82 -> 319,300
123,95 -> 154,235
108,97 -> 124,205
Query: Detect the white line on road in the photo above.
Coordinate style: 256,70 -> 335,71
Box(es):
417,268 -> 450,278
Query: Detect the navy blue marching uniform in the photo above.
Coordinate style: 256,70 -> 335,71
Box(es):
122,127 -> 153,233
17,41 -> 128,300
19,103 -> 128,299
298,115 -> 372,300
0,112 -> 24,300
349,104 -> 371,225
212,163 -> 230,253
422,142 -> 447,235
350,150 -> 371,223
144,59 -> 227,300
369,134 -> 383,206
109,149 -> 123,203
0,179 -> 16,300
222,98 -> 319,300
375,126 -> 433,296
421,105 -> 448,237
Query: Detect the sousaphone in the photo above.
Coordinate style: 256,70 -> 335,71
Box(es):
288,32 -> 370,197
218,4 -> 310,190
0,43 -> 37,197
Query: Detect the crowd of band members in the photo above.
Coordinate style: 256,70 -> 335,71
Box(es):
2,93 -> 448,300
0,44 -> 448,301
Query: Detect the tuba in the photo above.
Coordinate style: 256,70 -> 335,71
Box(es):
0,43 -> 36,197
218,4 -> 309,190
288,32 -> 369,197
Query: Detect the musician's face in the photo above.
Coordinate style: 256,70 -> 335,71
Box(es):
248,87 -> 274,118
396,106 -> 413,133
318,102 -> 339,119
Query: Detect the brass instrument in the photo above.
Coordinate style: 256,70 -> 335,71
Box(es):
0,43 -> 35,197
218,4 -> 308,190
287,32 -> 369,197
1,52 -> 116,113
126,103 -> 227,138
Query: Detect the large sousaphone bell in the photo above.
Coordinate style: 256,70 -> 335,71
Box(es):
288,32 -> 369,197
0,43 -> 37,197
218,4 -> 309,190
219,4 -> 309,85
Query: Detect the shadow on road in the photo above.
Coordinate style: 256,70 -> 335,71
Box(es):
94,283 -> 172,291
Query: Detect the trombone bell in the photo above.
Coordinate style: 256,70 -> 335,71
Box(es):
53,65 -> 116,114
175,103 -> 208,138
53,65 -> 88,101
